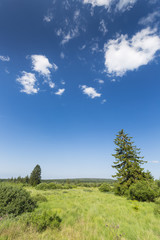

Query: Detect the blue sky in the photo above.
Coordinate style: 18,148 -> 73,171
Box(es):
0,0 -> 160,179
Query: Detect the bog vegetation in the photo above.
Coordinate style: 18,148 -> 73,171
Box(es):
0,130 -> 160,240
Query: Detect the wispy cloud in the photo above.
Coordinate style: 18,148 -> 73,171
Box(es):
80,85 -> 101,99
61,28 -> 79,45
83,0 -> 112,8
148,161 -> 159,163
43,14 -> 53,22
91,43 -> 101,54
55,88 -> 65,95
60,52 -> 65,59
0,55 -> 10,62
139,10 -> 160,25
97,79 -> 104,84
16,71 -> 39,94
116,0 -> 137,11
83,0 -> 138,11
104,28 -> 160,76
111,78 -> 116,82
99,20 -> 107,35
101,99 -> 106,104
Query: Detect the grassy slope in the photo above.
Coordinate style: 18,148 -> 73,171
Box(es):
0,188 -> 159,240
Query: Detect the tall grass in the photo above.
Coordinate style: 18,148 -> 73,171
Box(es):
0,187 -> 159,240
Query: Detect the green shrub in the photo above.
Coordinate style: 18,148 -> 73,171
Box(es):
25,210 -> 62,232
32,193 -> 47,202
99,183 -> 111,192
35,183 -> 48,190
0,183 -> 36,217
129,180 -> 160,202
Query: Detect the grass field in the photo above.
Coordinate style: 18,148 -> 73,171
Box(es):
0,187 -> 159,240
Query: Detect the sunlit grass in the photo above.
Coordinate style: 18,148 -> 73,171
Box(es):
0,187 -> 159,240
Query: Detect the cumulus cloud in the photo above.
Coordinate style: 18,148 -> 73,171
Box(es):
16,71 -> 39,94
0,55 -> 10,62
30,55 -> 54,79
80,85 -> 101,98
55,88 -> 65,95
29,55 -> 58,89
104,28 -> 160,76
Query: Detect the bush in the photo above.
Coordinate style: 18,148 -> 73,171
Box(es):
25,210 -> 62,232
99,183 -> 111,192
32,193 -> 47,202
36,183 -> 48,190
129,180 -> 160,202
0,183 -> 37,217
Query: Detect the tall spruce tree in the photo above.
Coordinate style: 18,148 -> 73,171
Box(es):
112,130 -> 146,194
30,164 -> 41,186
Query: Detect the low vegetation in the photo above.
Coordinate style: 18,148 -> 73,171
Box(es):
0,183 -> 36,217
0,187 -> 160,240
0,130 -> 160,239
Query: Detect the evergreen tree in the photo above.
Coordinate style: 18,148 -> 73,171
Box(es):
30,165 -> 41,186
112,130 -> 146,195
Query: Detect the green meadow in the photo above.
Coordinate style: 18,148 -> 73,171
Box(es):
0,187 -> 159,240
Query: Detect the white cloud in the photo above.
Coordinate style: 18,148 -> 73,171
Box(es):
49,81 -> 55,88
61,28 -> 79,45
83,0 -> 137,11
139,11 -> 160,25
60,52 -> 65,59
74,10 -> 80,21
148,161 -> 159,163
99,20 -> 108,35
53,63 -> 58,71
30,55 -> 57,79
55,88 -> 65,95
98,79 -> 104,84
111,78 -> 116,82
43,14 -> 53,22
0,55 -> 10,62
80,85 -> 101,98
83,0 -> 112,8
79,44 -> 86,50
91,43 -> 101,53
56,28 -> 63,37
16,71 -> 39,94
101,99 -> 106,104
104,28 -> 160,76
61,80 -> 65,85
116,0 -> 137,11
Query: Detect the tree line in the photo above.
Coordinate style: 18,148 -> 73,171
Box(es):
9,164 -> 41,186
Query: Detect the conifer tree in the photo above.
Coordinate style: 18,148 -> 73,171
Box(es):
112,129 -> 146,194
30,165 -> 41,186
